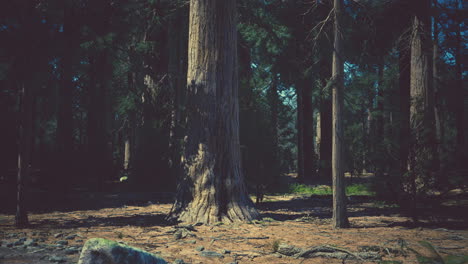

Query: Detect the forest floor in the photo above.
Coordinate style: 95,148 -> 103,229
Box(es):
0,175 -> 467,264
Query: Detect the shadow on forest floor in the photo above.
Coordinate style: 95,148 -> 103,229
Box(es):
256,194 -> 468,230
1,180 -> 467,230
27,213 -> 171,229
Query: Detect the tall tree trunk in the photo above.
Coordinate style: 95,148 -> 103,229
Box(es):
332,0 -> 349,228
408,0 -> 435,219
87,55 -> 108,191
319,58 -> 332,181
399,26 -> 411,185
16,81 -> 33,228
375,60 -> 385,176
56,0 -> 75,194
432,3 -> 443,184
268,73 -> 280,183
168,5 -> 188,188
454,0 -> 465,167
168,0 -> 258,224
297,81 -> 304,180
376,61 -> 385,139
303,76 -> 316,182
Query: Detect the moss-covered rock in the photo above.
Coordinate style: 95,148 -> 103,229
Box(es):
77,238 -> 167,264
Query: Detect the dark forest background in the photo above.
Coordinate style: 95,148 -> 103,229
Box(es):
0,0 -> 466,212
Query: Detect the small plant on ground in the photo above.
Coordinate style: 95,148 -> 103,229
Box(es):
270,239 -> 281,253
407,241 -> 468,264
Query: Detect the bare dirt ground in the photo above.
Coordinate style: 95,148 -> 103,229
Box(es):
0,180 -> 467,264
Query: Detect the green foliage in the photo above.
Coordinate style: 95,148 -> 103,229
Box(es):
288,184 -> 332,195
287,183 -> 375,196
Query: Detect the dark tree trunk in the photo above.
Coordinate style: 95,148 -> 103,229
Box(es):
376,61 -> 385,139
332,0 -> 349,228
168,0 -> 258,224
454,0 -> 465,167
16,80 -> 33,228
87,55 -> 109,191
297,81 -> 304,181
407,0 -> 436,220
302,76 -> 316,182
168,5 -> 188,188
399,23 -> 411,183
319,58 -> 332,181
56,0 -> 75,194
432,4 -> 443,184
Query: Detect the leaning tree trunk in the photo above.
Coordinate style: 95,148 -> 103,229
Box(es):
168,0 -> 259,224
331,0 -> 349,228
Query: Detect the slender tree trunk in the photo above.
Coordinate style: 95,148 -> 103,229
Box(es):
316,113 -> 321,160
168,0 -> 258,224
297,81 -> 304,180
87,55 -> 108,191
319,58 -> 332,181
399,27 -> 411,185
168,5 -> 188,188
268,73 -> 280,182
16,81 -> 33,228
56,0 -> 75,194
376,61 -> 385,139
332,0 -> 349,228
432,4 -> 443,183
303,76 -> 316,182
454,0 -> 465,167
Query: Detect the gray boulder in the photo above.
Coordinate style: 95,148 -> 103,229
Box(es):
77,238 -> 167,264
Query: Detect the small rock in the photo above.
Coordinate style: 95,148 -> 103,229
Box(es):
76,239 -> 84,243
447,235 -> 465,241
221,249 -> 231,254
49,255 -> 67,263
6,242 -> 14,247
274,253 -> 282,258
65,247 -> 80,255
24,239 -> 38,247
201,251 -> 223,258
56,240 -> 68,246
65,235 -> 76,240
77,238 -> 166,264
13,240 -> 24,246
196,246 -> 205,252
54,233 -> 64,238
187,240 -> 196,244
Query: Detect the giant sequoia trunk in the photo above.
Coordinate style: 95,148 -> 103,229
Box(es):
168,0 -> 259,224
331,0 -> 349,228
407,0 -> 437,211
